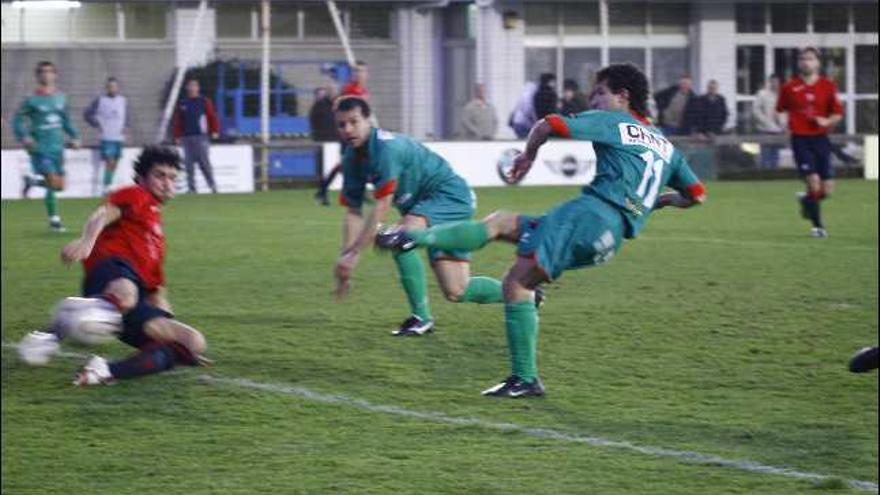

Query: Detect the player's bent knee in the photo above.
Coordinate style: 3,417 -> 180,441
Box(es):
104,278 -> 138,311
483,210 -> 518,238
144,318 -> 206,354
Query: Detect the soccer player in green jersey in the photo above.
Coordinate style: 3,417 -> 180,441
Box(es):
13,61 -> 80,232
377,64 -> 707,397
333,96 -> 530,336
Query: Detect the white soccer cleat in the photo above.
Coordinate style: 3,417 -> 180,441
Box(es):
18,331 -> 61,366
73,355 -> 115,386
810,227 -> 828,238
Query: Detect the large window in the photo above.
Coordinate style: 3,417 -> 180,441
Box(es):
812,3 -> 848,33
608,2 -> 647,35
770,3 -> 807,33
650,3 -> 689,35
736,3 -> 765,33
563,48 -> 601,90
856,100 -> 878,133
73,3 -> 118,39
524,3 -> 600,36
123,3 -> 166,39
651,48 -> 689,90
215,2 -> 391,40
736,45 -> 765,95
855,45 -> 878,94
854,3 -> 878,33
525,48 -> 556,84
609,48 -> 645,70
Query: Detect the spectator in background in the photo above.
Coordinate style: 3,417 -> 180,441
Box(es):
509,81 -> 537,138
654,75 -> 696,135
560,79 -> 588,115
309,85 -> 339,142
533,73 -> 558,120
460,83 -> 498,140
342,60 -> 370,99
173,79 -> 220,194
84,77 -> 128,194
753,74 -> 786,169
690,79 -> 729,137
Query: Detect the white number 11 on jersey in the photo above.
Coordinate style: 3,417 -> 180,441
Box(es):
636,150 -> 665,209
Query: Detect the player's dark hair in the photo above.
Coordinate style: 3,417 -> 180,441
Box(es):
335,96 -> 372,118
596,63 -> 650,118
133,145 -> 182,179
800,46 -> 822,60
34,61 -> 55,75
107,77 -> 118,84
355,60 -> 367,67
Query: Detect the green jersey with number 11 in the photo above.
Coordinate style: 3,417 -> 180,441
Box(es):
545,110 -> 705,238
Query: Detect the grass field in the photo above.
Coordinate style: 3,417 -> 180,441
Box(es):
2,180 -> 878,494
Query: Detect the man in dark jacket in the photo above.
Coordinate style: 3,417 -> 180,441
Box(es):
172,79 -> 220,193
690,79 -> 729,136
654,75 -> 695,135
309,86 -> 338,142
560,79 -> 589,115
533,73 -> 558,120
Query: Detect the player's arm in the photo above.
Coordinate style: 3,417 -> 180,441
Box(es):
83,98 -> 100,129
655,154 -> 707,210
12,100 -> 34,148
814,88 -> 844,129
334,195 -> 393,299
61,204 -> 122,264
508,119 -> 553,182
60,99 -> 80,147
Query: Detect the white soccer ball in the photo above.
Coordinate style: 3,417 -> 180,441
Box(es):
18,331 -> 60,366
52,297 -> 122,346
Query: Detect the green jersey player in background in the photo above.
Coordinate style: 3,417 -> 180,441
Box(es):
333,96 -> 530,336
377,64 -> 707,397
13,61 -> 80,232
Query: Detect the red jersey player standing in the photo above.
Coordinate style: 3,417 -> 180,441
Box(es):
315,61 -> 371,206
776,46 -> 844,237
18,146 -> 209,385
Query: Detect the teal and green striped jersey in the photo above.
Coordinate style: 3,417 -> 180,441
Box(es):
340,128 -> 463,213
546,110 -> 705,238
13,90 -> 79,156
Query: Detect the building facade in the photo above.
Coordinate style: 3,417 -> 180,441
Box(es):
2,0 -> 877,147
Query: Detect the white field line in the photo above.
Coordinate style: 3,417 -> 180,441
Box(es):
2,342 -> 876,492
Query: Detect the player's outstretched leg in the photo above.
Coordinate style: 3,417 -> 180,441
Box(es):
377,210 -> 519,254
482,256 -> 548,398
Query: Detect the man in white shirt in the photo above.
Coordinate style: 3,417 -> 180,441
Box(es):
752,74 -> 786,169
84,77 -> 128,193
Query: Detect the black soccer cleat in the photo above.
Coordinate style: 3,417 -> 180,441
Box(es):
481,375 -> 545,398
314,190 -> 330,206
848,346 -> 879,373
392,315 -> 435,336
375,227 -> 418,252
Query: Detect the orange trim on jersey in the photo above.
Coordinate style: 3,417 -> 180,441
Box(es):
373,179 -> 398,199
686,182 -> 707,202
545,115 -> 571,138
630,111 -> 651,126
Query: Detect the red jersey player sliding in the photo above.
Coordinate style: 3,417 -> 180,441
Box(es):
18,145 -> 209,386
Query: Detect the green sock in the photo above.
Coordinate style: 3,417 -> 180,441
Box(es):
103,168 -> 115,187
505,301 -> 539,382
459,276 -> 503,304
44,189 -> 58,218
394,250 -> 432,321
410,221 -> 490,251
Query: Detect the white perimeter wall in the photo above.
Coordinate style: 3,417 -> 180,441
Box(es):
1,144 -> 254,199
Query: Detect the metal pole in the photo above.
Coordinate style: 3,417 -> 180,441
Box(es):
156,0 -> 208,143
260,0 -> 271,191
326,0 -> 355,66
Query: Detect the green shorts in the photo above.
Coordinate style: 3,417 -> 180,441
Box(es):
516,193 -> 625,281
406,176 -> 476,262
100,140 -> 123,160
30,151 -> 65,176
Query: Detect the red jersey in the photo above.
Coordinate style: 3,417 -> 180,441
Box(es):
776,76 -> 843,136
342,82 -> 369,99
84,185 -> 165,291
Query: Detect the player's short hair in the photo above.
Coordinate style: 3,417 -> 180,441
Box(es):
34,61 -> 55,75
355,60 -> 367,67
106,77 -> 118,84
596,63 -> 650,118
133,145 -> 182,179
800,46 -> 821,60
334,96 -> 372,118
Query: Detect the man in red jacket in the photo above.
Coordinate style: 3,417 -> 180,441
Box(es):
776,47 -> 844,238
18,146 -> 209,385
173,79 -> 221,194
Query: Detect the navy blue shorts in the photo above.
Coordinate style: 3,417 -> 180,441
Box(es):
82,257 -> 172,349
791,135 -> 833,180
